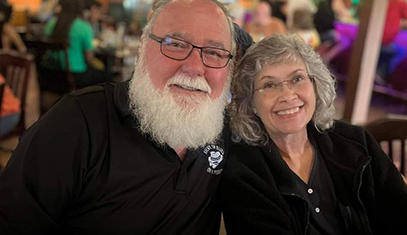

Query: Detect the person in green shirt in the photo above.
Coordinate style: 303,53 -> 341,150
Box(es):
44,0 -> 110,89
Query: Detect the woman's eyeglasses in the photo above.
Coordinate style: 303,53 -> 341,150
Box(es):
254,74 -> 314,95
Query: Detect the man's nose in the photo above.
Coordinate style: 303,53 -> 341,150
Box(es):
180,48 -> 205,77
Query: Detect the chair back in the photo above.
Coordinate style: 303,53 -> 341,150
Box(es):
25,37 -> 75,91
0,82 -> 6,115
0,50 -> 34,138
0,82 -> 6,138
0,82 -> 4,104
0,21 -> 4,36
0,82 -> 5,127
365,118 -> 407,175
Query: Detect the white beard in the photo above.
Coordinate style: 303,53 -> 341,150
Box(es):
128,52 -> 230,150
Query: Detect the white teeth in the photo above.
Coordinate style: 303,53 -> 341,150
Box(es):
168,75 -> 212,94
178,85 -> 200,91
276,107 -> 300,116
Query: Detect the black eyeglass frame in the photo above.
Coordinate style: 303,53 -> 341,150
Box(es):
149,34 -> 233,69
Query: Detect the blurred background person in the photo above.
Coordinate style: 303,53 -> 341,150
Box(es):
0,0 -> 26,52
376,0 -> 407,85
350,0 -> 360,19
313,0 -> 351,65
84,0 -> 105,38
268,0 -> 288,23
313,0 -> 337,44
107,0 -> 126,25
290,8 -> 320,49
245,0 -> 286,42
286,0 -> 316,30
227,1 -> 247,28
43,0 -> 110,89
36,0 -> 59,23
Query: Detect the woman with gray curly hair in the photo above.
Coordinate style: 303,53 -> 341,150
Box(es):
221,34 -> 407,235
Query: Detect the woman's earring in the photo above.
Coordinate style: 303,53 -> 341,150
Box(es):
253,108 -> 259,116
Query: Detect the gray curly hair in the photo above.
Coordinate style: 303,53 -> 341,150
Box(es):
230,34 -> 336,146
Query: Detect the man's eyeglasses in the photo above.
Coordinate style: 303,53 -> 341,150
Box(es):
254,74 -> 314,95
149,34 -> 233,69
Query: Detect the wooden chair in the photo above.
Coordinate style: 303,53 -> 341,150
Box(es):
0,83 -> 5,169
0,21 -> 4,38
0,82 -> 4,103
365,117 -> 407,175
0,50 -> 34,140
0,82 -> 5,128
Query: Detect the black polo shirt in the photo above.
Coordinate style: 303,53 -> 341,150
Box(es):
0,82 -> 230,235
291,143 -> 346,235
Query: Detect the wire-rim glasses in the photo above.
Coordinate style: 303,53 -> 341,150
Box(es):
149,34 -> 233,69
254,74 -> 314,95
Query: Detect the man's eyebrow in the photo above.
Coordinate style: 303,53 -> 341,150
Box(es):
206,40 -> 226,49
166,32 -> 187,39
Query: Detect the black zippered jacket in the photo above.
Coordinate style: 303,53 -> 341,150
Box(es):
220,120 -> 407,234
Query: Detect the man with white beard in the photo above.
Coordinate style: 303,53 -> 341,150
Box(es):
0,0 -> 235,234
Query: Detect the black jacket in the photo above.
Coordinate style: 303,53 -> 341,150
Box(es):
221,120 -> 407,235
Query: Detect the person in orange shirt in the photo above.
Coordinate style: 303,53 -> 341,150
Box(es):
0,73 -> 20,137
245,1 -> 287,42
